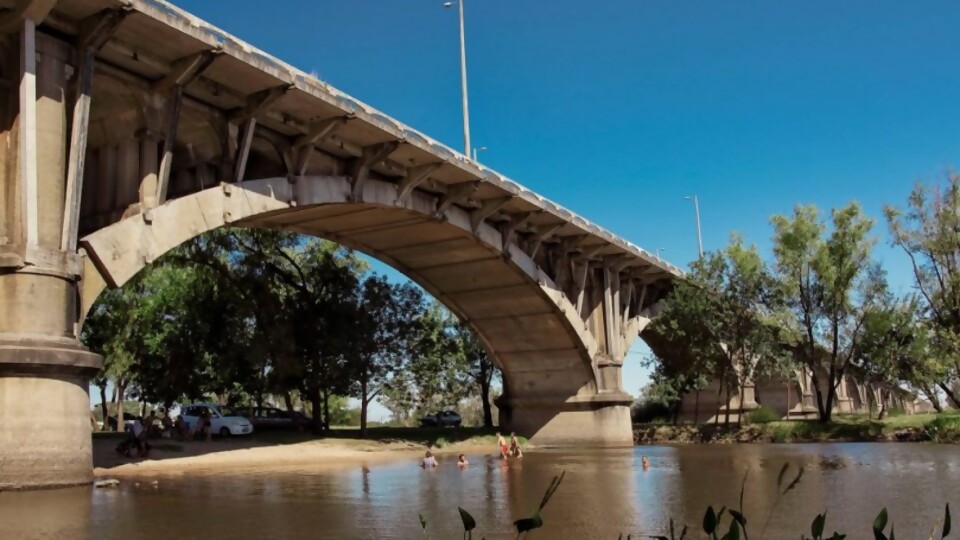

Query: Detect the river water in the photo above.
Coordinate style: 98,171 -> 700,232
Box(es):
1,444 -> 958,539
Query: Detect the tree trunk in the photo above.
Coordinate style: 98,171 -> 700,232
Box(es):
938,382 -> 960,409
360,377 -> 368,437
723,379 -> 732,428
694,388 -> 701,425
116,382 -> 127,433
283,391 -> 294,414
309,387 -> 323,434
480,379 -> 493,429
322,388 -> 331,432
922,386 -> 943,413
98,383 -> 108,432
809,369 -> 830,423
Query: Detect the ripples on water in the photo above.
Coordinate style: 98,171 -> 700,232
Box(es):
1,444 -> 958,539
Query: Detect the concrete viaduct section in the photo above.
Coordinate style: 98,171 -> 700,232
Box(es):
0,0 -> 679,489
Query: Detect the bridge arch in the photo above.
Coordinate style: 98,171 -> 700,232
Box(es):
81,175 -> 612,443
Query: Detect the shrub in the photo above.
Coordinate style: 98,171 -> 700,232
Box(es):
770,424 -> 793,443
631,400 -> 674,424
746,406 -> 780,424
925,416 -> 960,443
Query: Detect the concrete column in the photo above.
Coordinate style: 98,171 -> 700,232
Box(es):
137,128 -> 159,209
498,393 -> 633,447
0,25 -> 101,490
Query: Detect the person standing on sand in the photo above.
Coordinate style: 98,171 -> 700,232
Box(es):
496,433 -> 508,459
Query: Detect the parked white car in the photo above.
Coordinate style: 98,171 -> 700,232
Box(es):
181,403 -> 253,437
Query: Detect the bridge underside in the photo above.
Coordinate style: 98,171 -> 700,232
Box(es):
0,0 -> 677,489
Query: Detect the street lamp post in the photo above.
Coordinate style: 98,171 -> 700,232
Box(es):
444,1 -> 471,156
685,195 -> 704,258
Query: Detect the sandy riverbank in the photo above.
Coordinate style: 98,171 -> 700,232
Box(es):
93,434 -> 500,477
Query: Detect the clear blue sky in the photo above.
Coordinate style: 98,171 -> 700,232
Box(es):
161,0 -> 960,407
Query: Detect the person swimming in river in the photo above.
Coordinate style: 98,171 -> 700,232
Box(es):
496,433 -> 509,459
457,454 -> 469,468
509,432 -> 523,458
641,456 -> 650,470
421,450 -> 438,468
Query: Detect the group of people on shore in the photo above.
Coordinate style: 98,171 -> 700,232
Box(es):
115,408 -> 216,458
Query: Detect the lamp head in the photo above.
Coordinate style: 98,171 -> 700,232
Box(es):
443,2 -> 454,7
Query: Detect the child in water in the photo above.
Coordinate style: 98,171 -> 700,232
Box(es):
641,456 -> 650,470
422,450 -> 438,468
457,454 -> 469,468
496,433 -> 508,459
509,432 -> 523,458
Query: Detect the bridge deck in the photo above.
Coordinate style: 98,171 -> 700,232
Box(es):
41,0 -> 682,281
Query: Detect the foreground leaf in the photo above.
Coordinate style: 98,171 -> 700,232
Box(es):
457,507 -> 476,532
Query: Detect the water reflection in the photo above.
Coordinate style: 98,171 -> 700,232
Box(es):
1,445 -> 958,539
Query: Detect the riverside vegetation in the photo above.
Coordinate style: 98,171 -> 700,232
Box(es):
640,174 -> 960,428
422,466 -> 952,539
634,408 -> 960,444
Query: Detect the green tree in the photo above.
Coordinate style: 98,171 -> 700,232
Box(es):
82,285 -> 138,430
383,303 -> 471,422
886,174 -> 960,408
451,319 -> 499,428
348,276 -> 425,435
648,237 -> 788,425
771,203 -> 886,422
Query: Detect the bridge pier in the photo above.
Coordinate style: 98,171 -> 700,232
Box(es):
1,17 -> 101,490
499,395 -> 634,447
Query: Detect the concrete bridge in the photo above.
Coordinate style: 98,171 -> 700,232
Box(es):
0,0 -> 681,489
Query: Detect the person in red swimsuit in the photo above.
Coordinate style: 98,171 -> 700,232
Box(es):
496,433 -> 508,459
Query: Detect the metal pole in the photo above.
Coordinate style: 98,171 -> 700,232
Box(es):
693,195 -> 703,258
458,0 -> 471,156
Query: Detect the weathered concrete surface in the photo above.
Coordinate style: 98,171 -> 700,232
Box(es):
500,396 -> 635,447
0,373 -> 95,489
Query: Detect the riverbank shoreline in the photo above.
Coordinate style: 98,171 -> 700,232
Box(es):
634,413 -> 960,445
93,429 -> 511,478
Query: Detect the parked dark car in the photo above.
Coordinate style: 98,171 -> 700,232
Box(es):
419,410 -> 462,428
234,407 -> 310,430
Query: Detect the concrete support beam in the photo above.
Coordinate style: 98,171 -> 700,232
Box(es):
470,196 -> 510,232
349,141 -> 398,202
155,85 -> 182,205
527,223 -> 562,259
18,19 -> 37,247
1,26 -> 102,490
233,118 -> 255,183
397,162 -> 440,204
435,180 -> 478,216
